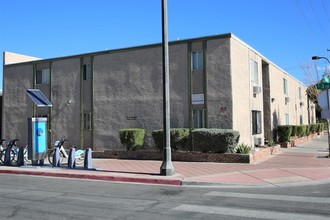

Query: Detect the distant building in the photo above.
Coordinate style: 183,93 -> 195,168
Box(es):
2,33 -> 315,150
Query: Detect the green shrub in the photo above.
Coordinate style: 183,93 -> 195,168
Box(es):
192,129 -> 240,153
152,128 -> 190,151
119,128 -> 145,151
317,123 -> 324,133
277,125 -> 292,142
291,125 -> 298,137
296,125 -> 306,137
235,143 -> 252,154
310,124 -> 318,133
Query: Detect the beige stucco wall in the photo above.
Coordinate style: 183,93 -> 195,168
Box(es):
93,44 -> 189,150
2,64 -> 34,142
3,51 -> 40,65
207,38 -> 233,129
51,58 -> 81,146
268,65 -> 309,129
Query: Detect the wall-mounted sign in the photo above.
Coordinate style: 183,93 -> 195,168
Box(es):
192,94 -> 204,105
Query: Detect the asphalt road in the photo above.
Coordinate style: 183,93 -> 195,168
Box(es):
0,174 -> 329,220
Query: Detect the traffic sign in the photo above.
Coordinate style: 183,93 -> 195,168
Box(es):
316,83 -> 330,90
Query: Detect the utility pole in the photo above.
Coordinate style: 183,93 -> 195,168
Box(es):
160,0 -> 174,175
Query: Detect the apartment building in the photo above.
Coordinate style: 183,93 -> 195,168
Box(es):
2,33 -> 315,150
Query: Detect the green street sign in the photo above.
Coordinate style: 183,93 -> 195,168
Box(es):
316,83 -> 330,90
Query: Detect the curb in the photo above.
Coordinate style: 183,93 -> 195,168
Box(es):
0,169 -> 183,186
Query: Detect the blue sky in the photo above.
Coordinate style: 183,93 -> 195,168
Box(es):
1,0 -> 329,92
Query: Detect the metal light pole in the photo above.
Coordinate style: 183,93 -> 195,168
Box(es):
160,0 -> 174,175
312,56 -> 330,157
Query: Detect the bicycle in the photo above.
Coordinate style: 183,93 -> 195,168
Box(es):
9,139 -> 29,163
0,139 -> 16,164
48,139 -> 85,165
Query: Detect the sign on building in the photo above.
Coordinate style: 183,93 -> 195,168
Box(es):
192,94 -> 204,105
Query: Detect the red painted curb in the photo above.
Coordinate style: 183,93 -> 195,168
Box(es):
0,169 -> 182,186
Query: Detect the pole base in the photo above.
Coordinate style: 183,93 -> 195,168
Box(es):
160,161 -> 175,176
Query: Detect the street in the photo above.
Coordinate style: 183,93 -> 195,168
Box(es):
0,174 -> 329,219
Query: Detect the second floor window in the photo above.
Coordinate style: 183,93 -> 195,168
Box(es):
192,51 -> 203,70
36,69 -> 50,84
283,78 -> 288,95
250,59 -> 258,84
83,64 -> 91,80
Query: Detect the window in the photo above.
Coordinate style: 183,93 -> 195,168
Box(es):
300,115 -> 303,125
83,64 -> 91,80
193,109 -> 205,128
298,87 -> 302,100
83,113 -> 92,130
285,114 -> 290,125
252,111 -> 262,134
283,78 -> 288,95
36,69 -> 50,84
250,59 -> 258,84
192,51 -> 203,70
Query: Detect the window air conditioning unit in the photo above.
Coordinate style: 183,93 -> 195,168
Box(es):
285,97 -> 290,103
300,101 -> 304,106
254,137 -> 263,146
253,86 -> 262,94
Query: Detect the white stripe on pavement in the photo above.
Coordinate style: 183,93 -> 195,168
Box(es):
205,191 -> 330,204
173,204 -> 329,220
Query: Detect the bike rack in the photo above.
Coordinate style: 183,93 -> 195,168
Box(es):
4,146 -> 13,165
68,147 -> 76,169
52,147 -> 61,167
84,148 -> 93,169
17,147 -> 25,166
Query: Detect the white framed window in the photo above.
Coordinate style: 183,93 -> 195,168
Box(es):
36,69 -> 50,84
285,114 -> 290,125
192,51 -> 203,70
83,113 -> 92,130
193,109 -> 205,128
250,59 -> 258,84
252,111 -> 262,134
283,78 -> 288,95
83,64 -> 91,80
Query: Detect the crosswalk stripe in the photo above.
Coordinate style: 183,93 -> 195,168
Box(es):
173,204 -> 329,220
205,191 -> 330,204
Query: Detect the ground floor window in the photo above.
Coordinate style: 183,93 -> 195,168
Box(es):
252,111 -> 262,134
300,115 -> 303,125
83,113 -> 92,130
193,109 -> 205,128
285,114 -> 290,125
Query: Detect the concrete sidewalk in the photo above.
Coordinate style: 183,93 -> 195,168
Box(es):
0,136 -> 329,187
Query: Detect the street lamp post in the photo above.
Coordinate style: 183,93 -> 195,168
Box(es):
312,55 -> 330,157
160,0 -> 174,175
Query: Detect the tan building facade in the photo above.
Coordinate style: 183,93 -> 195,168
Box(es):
2,33 -> 315,150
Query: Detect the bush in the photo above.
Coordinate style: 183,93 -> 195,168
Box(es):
277,125 -> 292,142
296,125 -> 306,137
317,123 -> 324,133
152,128 -> 190,151
119,128 -> 145,151
291,125 -> 298,137
235,143 -> 252,154
192,129 -> 240,153
310,124 -> 318,134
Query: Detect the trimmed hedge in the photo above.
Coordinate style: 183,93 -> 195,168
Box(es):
277,125 -> 292,142
316,123 -> 324,133
152,128 -> 190,151
291,125 -> 298,137
192,129 -> 240,153
119,128 -> 145,151
306,124 -> 311,136
296,125 -> 306,137
310,124 -> 318,134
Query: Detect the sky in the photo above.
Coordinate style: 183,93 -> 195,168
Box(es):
0,0 -> 329,92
